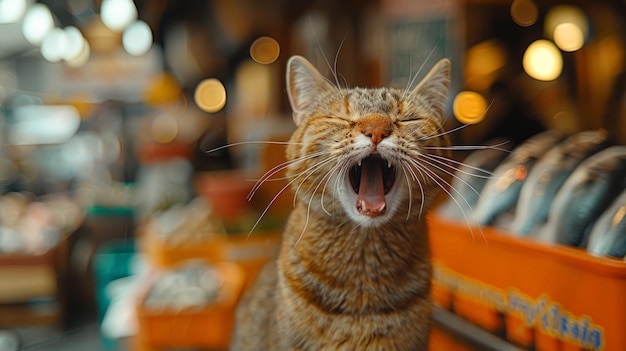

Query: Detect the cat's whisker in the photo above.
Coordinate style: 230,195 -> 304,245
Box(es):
417,157 -> 483,213
248,159 -> 300,201
423,142 -> 512,153
248,150 -> 330,201
205,140 -> 311,154
294,211 -> 310,248
322,161 -> 349,216
251,174 -> 301,183
289,156 -> 340,244
418,123 -> 469,142
305,161 -> 340,220
422,153 -> 494,179
418,154 -> 490,203
432,94 -> 497,139
401,159 -> 426,218
440,94 -> 496,137
400,165 -> 414,221
328,163 -> 349,217
409,158 -> 485,243
248,169 -> 305,237
249,153 -> 333,237
412,165 -> 428,219
401,50 -> 415,100
293,159 -> 337,247
308,17 -> 346,94
403,42 -> 440,100
334,163 -> 350,199
414,154 -> 481,208
292,156 -> 337,208
315,160 -> 343,216
333,32 -> 350,89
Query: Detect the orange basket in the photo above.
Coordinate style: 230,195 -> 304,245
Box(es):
140,222 -> 281,288
429,214 -> 626,351
134,262 -> 245,351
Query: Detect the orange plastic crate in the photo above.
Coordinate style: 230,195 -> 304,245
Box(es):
134,262 -> 245,351
429,214 -> 626,351
141,225 -> 281,288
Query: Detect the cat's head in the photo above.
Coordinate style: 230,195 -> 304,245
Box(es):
285,55 -> 451,228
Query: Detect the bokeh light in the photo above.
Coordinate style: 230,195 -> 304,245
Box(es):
465,40 -> 507,91
41,28 -> 68,63
22,4 -> 55,45
123,20 -> 153,56
10,105 -> 81,145
144,73 -> 182,105
523,39 -> 563,81
62,26 -> 86,61
0,0 -> 27,24
101,0 -> 137,32
545,5 -> 588,51
40,26 -> 90,65
152,115 -> 179,143
66,38 -> 91,67
553,22 -> 584,52
510,0 -> 538,27
194,78 -> 227,113
250,36 -> 280,64
453,91 -> 488,125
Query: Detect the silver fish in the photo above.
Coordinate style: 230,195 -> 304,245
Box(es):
510,130 -> 611,235
472,130 -> 565,226
437,138 -> 511,221
539,146 -> 626,247
587,188 -> 626,258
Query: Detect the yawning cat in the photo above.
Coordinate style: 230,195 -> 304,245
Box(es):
231,55 -> 452,350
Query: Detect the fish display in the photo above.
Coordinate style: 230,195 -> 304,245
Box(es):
510,129 -> 611,235
437,138 -> 511,221
538,146 -> 626,247
472,130 -> 565,226
586,188 -> 626,258
440,128 -> 626,258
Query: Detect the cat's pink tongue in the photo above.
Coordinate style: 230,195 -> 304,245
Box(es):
357,157 -> 386,217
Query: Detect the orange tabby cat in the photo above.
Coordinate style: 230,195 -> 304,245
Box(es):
231,55 -> 452,350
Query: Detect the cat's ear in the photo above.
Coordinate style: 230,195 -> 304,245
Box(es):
286,55 -> 335,125
410,58 -> 451,121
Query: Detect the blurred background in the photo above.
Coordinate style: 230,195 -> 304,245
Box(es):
0,0 -> 624,350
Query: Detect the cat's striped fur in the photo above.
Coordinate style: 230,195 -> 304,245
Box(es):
231,55 -> 452,350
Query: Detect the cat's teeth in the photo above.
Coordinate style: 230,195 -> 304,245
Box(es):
358,159 -> 362,166
388,160 -> 392,168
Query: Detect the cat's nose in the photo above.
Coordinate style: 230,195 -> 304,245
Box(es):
363,127 -> 391,145
358,114 -> 393,146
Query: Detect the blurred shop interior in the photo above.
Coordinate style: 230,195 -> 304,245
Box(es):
0,0 -> 625,350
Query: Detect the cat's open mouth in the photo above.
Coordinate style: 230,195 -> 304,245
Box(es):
348,154 -> 397,217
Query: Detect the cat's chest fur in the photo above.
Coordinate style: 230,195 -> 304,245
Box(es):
277,205 -> 432,350
233,205 -> 432,351
230,55 -> 451,351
